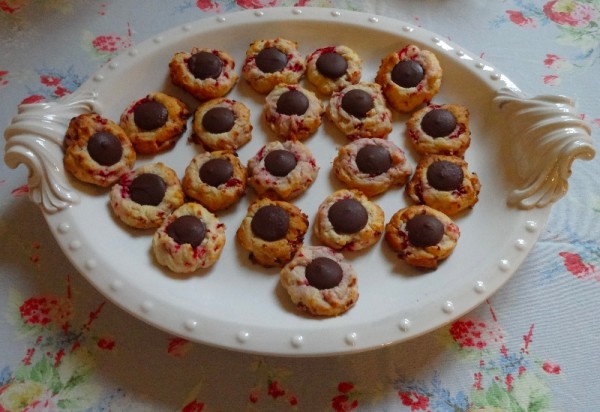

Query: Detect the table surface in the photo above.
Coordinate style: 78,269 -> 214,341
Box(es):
1,1 -> 598,411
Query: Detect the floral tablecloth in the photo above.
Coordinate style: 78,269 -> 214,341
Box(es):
1,1 -> 598,411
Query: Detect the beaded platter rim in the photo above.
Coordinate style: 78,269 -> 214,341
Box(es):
15,7 -> 568,356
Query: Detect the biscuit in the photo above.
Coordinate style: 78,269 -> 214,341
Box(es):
407,103 -> 471,157
280,246 -> 359,317
305,45 -> 362,95
406,154 -> 481,215
182,150 -> 247,212
236,198 -> 308,267
333,137 -> 412,197
263,83 -> 324,141
247,140 -> 319,200
152,202 -> 226,273
119,92 -> 190,155
326,82 -> 393,140
313,189 -> 384,252
241,37 -> 306,94
63,113 -> 135,187
169,48 -> 238,101
375,44 -> 442,113
109,162 -> 185,229
385,205 -> 460,269
191,98 -> 253,151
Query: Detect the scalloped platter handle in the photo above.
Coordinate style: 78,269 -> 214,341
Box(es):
3,91 -> 101,213
494,88 -> 595,209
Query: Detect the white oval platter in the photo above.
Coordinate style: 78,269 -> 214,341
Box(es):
4,7 -> 594,356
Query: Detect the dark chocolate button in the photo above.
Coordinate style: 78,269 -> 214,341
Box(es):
255,47 -> 288,73
316,51 -> 348,79
87,131 -> 123,166
426,160 -> 464,191
187,51 -> 223,80
199,158 -> 233,187
202,107 -> 235,134
421,109 -> 457,138
391,60 -> 424,88
328,198 -> 368,234
356,145 -> 391,176
166,215 -> 206,248
133,101 -> 168,131
265,149 -> 297,177
129,173 -> 167,206
276,89 -> 309,116
251,205 -> 289,241
341,89 -> 374,118
305,257 -> 343,290
406,214 -> 444,247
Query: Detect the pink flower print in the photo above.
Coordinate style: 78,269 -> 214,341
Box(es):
236,0 -> 279,9
559,251 -> 598,280
543,74 -> 561,85
21,95 -> 45,104
542,361 -> 561,374
167,337 -> 191,357
40,75 -> 61,87
0,0 -> 25,14
506,10 -> 538,27
195,0 -> 221,11
181,400 -> 205,412
96,336 -> 116,350
11,184 -> 29,197
398,391 -> 430,411
543,0 -> 599,27
92,34 -> 131,54
449,319 -> 488,350
0,70 -> 8,86
248,388 -> 260,403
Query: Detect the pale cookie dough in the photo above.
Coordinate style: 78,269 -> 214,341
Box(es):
313,189 -> 384,252
152,202 -> 226,273
263,83 -> 324,141
333,137 -> 412,197
375,44 -> 442,113
280,246 -> 359,317
407,103 -> 471,157
241,37 -> 306,94
169,47 -> 238,101
191,98 -> 253,151
109,162 -> 185,229
182,150 -> 247,212
236,197 -> 308,267
119,92 -> 190,155
247,140 -> 319,200
326,82 -> 393,140
385,205 -> 460,269
63,113 -> 135,187
406,154 -> 481,215
305,45 -> 362,95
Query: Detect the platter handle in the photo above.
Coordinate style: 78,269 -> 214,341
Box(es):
3,91 -> 100,214
494,88 -> 595,209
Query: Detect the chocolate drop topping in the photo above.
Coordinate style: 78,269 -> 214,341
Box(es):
166,215 -> 206,248
341,89 -> 374,118
421,109 -> 457,138
202,107 -> 235,134
305,257 -> 343,290
391,60 -> 424,88
251,205 -> 289,241
129,173 -> 167,206
276,89 -> 309,116
255,47 -> 288,73
356,145 -> 392,176
87,131 -> 123,166
316,51 -> 348,79
328,198 -> 368,234
187,51 -> 223,80
264,149 -> 297,177
406,214 -> 444,247
133,101 -> 168,131
199,158 -> 233,187
426,160 -> 464,191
